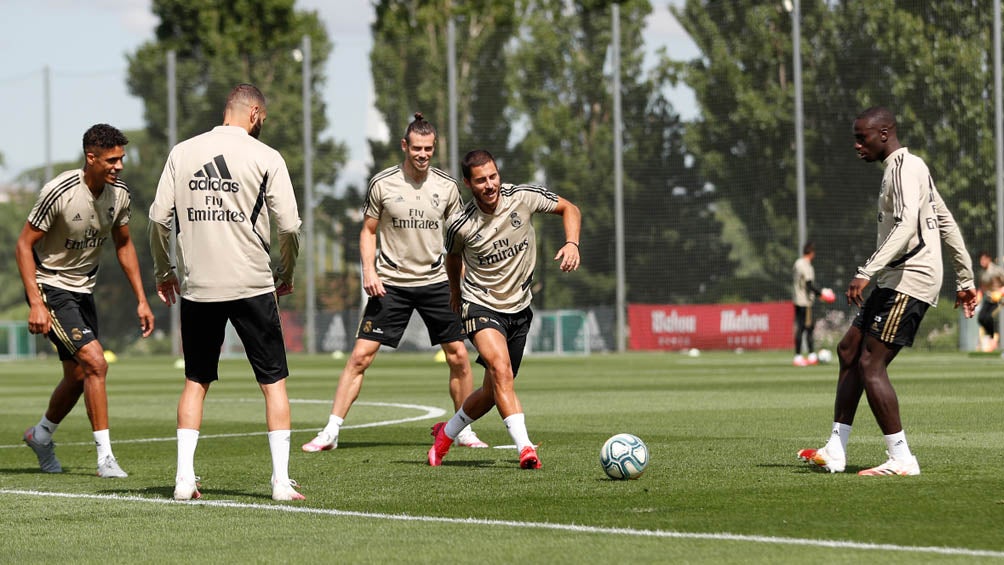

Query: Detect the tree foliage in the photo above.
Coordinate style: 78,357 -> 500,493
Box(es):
672,0 -> 995,295
369,0 -> 711,308
369,1 -> 518,176
508,0 -> 718,306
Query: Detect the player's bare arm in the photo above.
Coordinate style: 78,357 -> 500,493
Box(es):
15,222 -> 52,335
112,223 -> 155,337
445,253 -> 464,313
550,196 -> 581,272
359,216 -> 386,297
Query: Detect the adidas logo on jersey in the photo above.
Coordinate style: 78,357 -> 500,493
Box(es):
71,213 -> 83,221
189,155 -> 240,192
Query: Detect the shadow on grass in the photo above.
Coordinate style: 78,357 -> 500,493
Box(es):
395,458 -> 499,468
0,467 -> 67,476
333,441 -> 431,449
762,463 -> 867,474
111,485 -> 275,501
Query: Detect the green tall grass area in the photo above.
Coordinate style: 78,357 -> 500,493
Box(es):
2,351 -> 1002,563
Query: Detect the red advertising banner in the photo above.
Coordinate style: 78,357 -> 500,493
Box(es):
628,302 -> 794,351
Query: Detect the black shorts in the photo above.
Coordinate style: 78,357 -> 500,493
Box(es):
461,302 -> 532,378
35,284 -> 99,361
794,304 -> 814,328
355,282 -> 465,348
851,287 -> 930,347
180,293 -> 288,384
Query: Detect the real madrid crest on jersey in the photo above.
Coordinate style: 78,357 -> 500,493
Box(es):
510,212 -> 522,228
108,207 -> 115,221
432,193 -> 440,207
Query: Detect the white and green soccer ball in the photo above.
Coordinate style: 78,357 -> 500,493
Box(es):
600,433 -> 649,480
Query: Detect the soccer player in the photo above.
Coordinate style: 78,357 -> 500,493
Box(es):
16,123 -> 154,478
427,149 -> 581,469
798,107 -> 978,476
976,251 -> 1004,351
149,84 -> 304,501
301,113 -> 486,453
792,241 -> 819,367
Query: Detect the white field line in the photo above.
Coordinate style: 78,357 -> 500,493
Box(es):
0,400 -> 445,448
0,489 -> 1002,559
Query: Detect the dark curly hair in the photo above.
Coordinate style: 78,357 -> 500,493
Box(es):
82,124 -> 128,154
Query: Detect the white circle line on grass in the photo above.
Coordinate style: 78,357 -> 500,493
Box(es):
0,489 -> 1002,559
0,401 -> 446,448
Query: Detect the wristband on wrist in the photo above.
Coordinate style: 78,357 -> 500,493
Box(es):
565,241 -> 579,248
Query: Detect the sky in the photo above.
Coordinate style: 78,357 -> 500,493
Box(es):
0,1 -> 697,193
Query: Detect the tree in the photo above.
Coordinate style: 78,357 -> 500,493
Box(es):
368,1 -> 707,309
369,1 -> 517,177
672,0 -> 995,299
509,0 -> 713,307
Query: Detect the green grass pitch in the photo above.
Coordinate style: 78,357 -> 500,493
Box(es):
1,351 -> 1002,563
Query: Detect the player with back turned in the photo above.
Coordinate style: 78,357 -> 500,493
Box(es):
149,83 -> 304,501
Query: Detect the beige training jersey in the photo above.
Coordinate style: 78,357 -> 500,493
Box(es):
792,256 -> 815,307
857,147 -> 973,305
364,165 -> 463,287
28,169 -> 131,293
149,126 -> 301,302
444,183 -> 559,313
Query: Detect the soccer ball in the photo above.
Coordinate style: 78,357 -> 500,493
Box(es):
817,348 -> 833,364
600,433 -> 649,480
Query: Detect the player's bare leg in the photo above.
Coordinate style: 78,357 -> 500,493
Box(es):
471,329 -> 536,467
858,336 -> 903,434
75,341 -> 110,431
303,338 -> 380,452
443,340 -> 487,447
261,379 -> 303,500
331,338 -> 381,419
174,379 -> 209,499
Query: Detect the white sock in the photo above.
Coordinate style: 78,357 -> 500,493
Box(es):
321,415 -> 344,437
34,416 -> 58,444
268,430 -> 292,484
93,429 -> 112,462
444,408 -> 476,439
836,422 -> 852,453
824,422 -> 850,456
176,428 -> 199,481
503,413 -> 533,452
885,430 -> 912,459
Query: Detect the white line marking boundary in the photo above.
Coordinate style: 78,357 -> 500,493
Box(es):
0,401 -> 445,448
0,489 -> 1001,559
